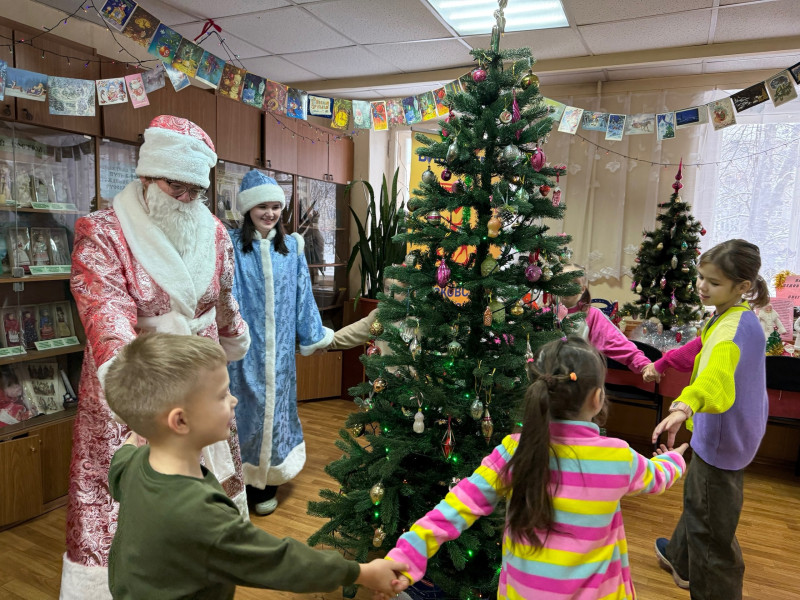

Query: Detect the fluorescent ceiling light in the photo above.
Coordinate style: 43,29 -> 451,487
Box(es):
426,0 -> 568,35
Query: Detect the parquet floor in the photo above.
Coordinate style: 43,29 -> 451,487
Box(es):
1,398 -> 799,599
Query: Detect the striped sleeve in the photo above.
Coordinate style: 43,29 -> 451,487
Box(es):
626,448 -> 686,496
677,340 -> 740,415
386,436 -> 514,583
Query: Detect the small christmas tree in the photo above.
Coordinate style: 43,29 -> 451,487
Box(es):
622,161 -> 704,329
766,329 -> 784,355
307,6 -> 578,598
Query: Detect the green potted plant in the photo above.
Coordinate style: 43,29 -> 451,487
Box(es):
346,168 -> 406,310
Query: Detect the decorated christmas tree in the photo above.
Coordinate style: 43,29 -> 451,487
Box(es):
766,329 -> 784,355
622,162 -> 704,330
307,8 -> 578,600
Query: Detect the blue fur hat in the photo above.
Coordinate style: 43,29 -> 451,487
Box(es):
238,170 -> 285,214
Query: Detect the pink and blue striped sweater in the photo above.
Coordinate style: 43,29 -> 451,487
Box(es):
387,421 -> 685,599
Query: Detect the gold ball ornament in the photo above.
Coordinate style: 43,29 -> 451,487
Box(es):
372,526 -> 387,547
510,300 -> 524,316
372,377 -> 387,393
369,320 -> 384,337
369,482 -> 385,505
520,71 -> 539,89
351,423 -> 364,437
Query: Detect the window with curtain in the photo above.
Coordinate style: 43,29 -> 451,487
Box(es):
694,93 -> 800,292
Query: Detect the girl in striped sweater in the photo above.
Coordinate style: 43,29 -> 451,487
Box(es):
385,336 -> 687,599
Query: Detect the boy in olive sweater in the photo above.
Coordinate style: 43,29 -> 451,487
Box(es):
105,332 -> 408,600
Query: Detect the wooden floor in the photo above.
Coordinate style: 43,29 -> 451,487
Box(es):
1,398 -> 799,600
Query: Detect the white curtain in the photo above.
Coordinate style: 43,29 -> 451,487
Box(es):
694,91 -> 800,292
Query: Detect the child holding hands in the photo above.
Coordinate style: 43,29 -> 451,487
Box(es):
385,336 -> 686,599
105,332 -> 408,600
645,239 -> 769,599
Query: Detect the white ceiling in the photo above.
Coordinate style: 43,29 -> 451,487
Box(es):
28,0 -> 800,98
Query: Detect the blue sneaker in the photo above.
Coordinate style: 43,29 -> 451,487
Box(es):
654,538 -> 690,589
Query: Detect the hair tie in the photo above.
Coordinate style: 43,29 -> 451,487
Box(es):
569,372 -> 577,381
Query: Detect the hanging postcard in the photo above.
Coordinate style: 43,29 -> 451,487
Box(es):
401,96 -> 422,124
194,51 -> 224,89
308,95 -> 333,118
218,64 -> 245,101
624,113 -> 655,135
766,71 -> 797,108
0,59 -> 8,102
656,112 -> 676,140
5,68 -> 47,101
707,97 -> 736,130
581,111 -> 608,131
605,114 -> 626,141
557,106 -> 583,135
163,62 -> 190,93
675,106 -> 708,129
147,24 -> 182,65
286,88 -> 307,120
544,98 -> 565,121
371,101 -> 388,131
242,73 -> 266,109
100,0 -> 136,32
122,5 -> 160,48
419,91 -> 437,121
48,76 -> 95,116
385,99 -> 406,126
265,80 -> 287,113
141,63 -> 165,93
789,62 -> 800,85
433,88 -> 448,115
96,77 -> 128,105
444,80 -> 462,99
330,98 -> 351,129
731,81 -> 769,113
352,100 -> 372,129
172,38 -> 204,79
125,73 -> 149,108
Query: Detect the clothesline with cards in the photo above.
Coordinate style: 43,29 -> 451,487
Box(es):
4,0 -> 800,143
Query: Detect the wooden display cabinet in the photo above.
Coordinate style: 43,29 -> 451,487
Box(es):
0,22 -> 14,122
0,121 -> 90,529
216,96 -> 263,167
264,113 -> 298,175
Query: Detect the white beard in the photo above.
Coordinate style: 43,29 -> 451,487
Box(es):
144,183 -> 206,257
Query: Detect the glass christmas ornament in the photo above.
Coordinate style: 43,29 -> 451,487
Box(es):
487,214 -> 502,238
542,266 -> 553,281
351,423 -> 364,437
515,187 -> 529,202
524,337 -> 535,363
652,304 -> 661,315
408,335 -> 420,357
369,320 -> 384,336
551,186 -> 562,207
676,331 -> 683,343
470,398 -> 484,420
400,319 -> 416,343
426,210 -> 441,225
656,242 -> 664,251
372,378 -> 387,393
530,147 -> 546,172
631,280 -> 637,292
421,168 -> 436,185
700,227 -> 707,236
539,184 -> 551,196
366,342 -> 380,357
447,339 -> 462,357
464,175 -> 473,187
510,300 -> 524,316
370,482 -> 385,504
636,283 -> 643,294
681,263 -> 690,273
671,255 -> 678,269
526,263 -> 542,282
413,410 -> 425,434
373,527 -> 387,547
404,252 -> 417,267
499,110 -> 512,124
660,276 -> 667,289
520,70 -> 539,89
446,141 -> 458,162
436,260 -> 451,287
681,241 -> 688,250
489,298 -> 505,323
441,421 -> 455,458
483,304 -> 492,326
481,407 -> 494,443
452,179 -> 465,194
501,144 -> 521,163
481,256 -> 498,277
472,67 -> 487,82
441,168 -> 452,181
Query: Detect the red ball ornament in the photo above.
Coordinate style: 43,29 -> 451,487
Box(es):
441,129 -> 449,138
530,147 -> 546,172
366,343 -> 381,356
700,227 -> 707,236
472,68 -> 487,82
539,184 -> 551,196
441,169 -> 452,181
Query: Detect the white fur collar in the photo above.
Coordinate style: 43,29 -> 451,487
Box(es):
253,229 -> 277,241
113,180 -> 217,318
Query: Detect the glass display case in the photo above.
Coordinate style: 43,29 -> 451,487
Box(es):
98,138 -> 138,211
0,121 -> 91,431
214,161 -> 294,229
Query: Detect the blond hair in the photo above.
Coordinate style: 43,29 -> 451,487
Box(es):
105,333 -> 227,437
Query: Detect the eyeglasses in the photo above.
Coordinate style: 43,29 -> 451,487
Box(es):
163,179 -> 207,200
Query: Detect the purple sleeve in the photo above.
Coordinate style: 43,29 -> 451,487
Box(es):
654,336 -> 702,374
586,307 -> 651,373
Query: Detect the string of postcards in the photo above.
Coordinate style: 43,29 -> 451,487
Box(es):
4,0 -> 800,143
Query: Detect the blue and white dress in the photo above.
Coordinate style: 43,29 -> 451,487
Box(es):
228,228 -> 333,489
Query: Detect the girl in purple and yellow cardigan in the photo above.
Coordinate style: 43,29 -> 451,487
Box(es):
386,337 -> 687,599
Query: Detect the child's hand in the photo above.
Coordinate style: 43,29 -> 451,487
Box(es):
357,559 -> 410,597
652,411 -> 688,449
372,576 -> 411,600
642,363 -> 661,382
653,442 -> 689,456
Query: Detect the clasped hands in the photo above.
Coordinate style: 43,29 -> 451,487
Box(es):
356,559 -> 410,598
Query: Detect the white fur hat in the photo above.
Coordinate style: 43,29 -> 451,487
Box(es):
237,170 -> 286,214
135,115 -> 217,189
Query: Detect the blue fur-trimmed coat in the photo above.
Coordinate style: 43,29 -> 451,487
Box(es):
228,228 -> 333,488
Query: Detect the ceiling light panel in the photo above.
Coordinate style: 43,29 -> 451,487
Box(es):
426,0 -> 568,35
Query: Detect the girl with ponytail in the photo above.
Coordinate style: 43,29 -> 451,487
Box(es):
385,336 -> 687,599
647,239 -> 769,599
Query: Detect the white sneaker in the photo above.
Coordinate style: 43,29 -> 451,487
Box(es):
254,498 -> 278,515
